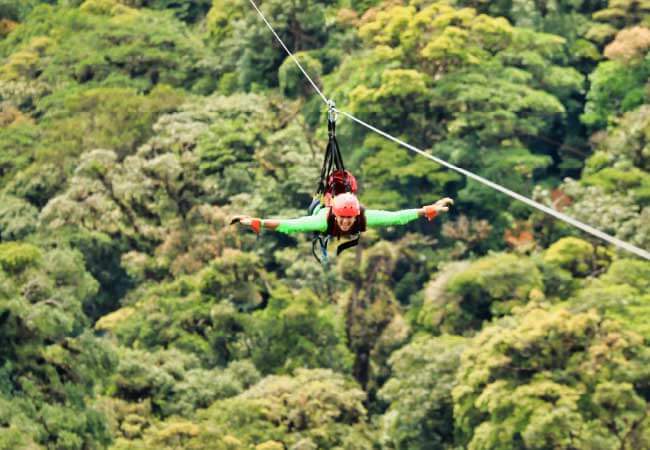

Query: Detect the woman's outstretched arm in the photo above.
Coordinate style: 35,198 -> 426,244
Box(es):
366,197 -> 454,228
231,209 -> 329,234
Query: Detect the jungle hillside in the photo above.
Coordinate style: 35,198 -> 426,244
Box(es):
1,0 -> 650,449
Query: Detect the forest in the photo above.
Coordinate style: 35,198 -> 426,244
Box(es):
0,0 -> 649,448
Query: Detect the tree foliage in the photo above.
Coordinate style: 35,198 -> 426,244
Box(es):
454,305 -> 650,450
0,0 -> 649,448
379,334 -> 467,449
418,253 -> 544,334
0,241 -> 117,449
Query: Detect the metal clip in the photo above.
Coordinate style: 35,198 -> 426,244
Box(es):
327,99 -> 337,124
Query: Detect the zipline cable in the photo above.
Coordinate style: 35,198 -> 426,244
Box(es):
336,110 -> 650,260
247,0 -> 650,261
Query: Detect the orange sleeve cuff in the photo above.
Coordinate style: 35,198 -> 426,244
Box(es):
423,206 -> 438,221
251,218 -> 262,234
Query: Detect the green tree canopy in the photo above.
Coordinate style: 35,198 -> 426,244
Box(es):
418,253 -> 544,334
0,241 -> 117,449
379,334 -> 467,449
454,305 -> 650,449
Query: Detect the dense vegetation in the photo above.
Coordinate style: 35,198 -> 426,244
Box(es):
0,0 -> 649,448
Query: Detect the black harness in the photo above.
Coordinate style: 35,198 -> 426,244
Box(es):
310,104 -> 363,265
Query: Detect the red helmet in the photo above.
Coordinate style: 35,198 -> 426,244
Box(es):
332,193 -> 361,217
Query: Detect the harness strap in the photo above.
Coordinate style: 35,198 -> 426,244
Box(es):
317,118 -> 345,195
336,234 -> 360,255
311,235 -> 330,266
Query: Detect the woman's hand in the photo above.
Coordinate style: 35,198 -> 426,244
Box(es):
421,197 -> 454,220
230,215 -> 253,226
432,197 -> 454,212
230,215 -> 263,233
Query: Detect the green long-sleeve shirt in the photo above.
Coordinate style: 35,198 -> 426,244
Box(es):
275,208 -> 420,234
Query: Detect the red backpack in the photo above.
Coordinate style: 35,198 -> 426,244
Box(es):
325,169 -> 357,197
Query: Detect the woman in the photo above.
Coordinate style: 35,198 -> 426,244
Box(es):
231,193 -> 453,236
